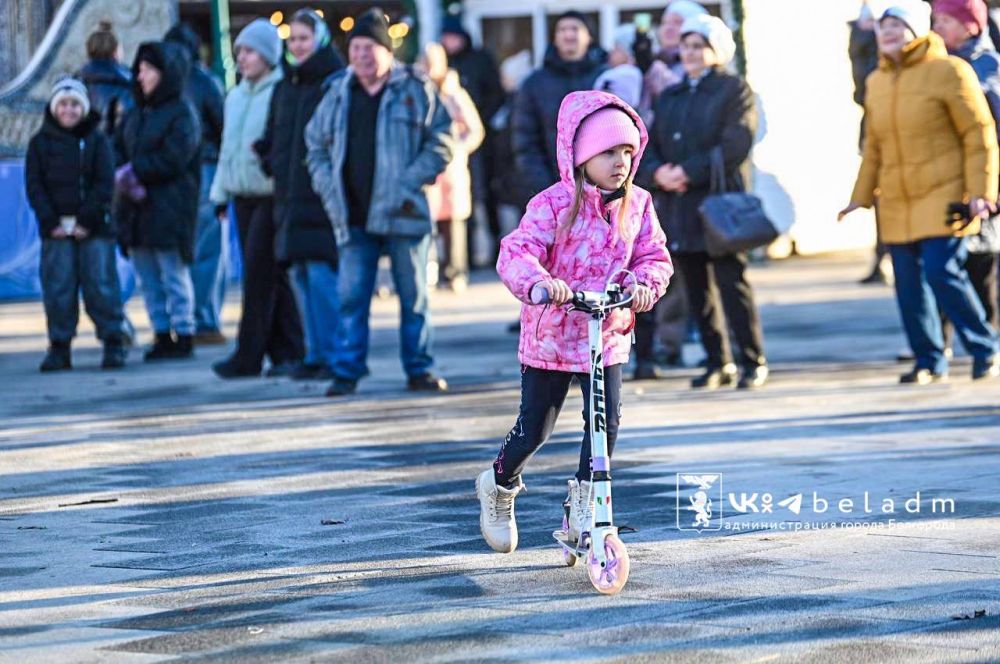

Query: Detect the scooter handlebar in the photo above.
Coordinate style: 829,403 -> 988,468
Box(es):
529,283 -> 632,311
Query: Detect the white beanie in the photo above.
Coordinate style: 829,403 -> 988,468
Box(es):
680,14 -> 737,67
665,1 -> 709,22
594,64 -> 644,110
49,77 -> 90,117
612,23 -> 638,54
235,18 -> 282,67
875,0 -> 932,38
500,50 -> 533,92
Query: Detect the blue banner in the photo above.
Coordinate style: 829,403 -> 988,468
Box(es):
0,159 -> 241,302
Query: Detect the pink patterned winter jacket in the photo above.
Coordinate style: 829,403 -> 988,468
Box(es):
497,90 -> 673,373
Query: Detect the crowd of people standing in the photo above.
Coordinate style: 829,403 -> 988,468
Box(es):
22,0 -> 1000,395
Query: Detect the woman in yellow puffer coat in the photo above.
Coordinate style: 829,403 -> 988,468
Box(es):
841,0 -> 1000,384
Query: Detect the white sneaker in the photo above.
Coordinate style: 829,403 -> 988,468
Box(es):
476,469 -> 524,553
568,478 -> 595,544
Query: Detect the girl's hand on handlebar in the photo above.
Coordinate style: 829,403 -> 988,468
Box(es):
629,284 -> 655,313
537,278 -> 573,305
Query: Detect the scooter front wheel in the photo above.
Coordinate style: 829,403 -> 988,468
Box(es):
587,534 -> 630,594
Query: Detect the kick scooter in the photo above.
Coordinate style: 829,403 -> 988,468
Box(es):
531,277 -> 634,595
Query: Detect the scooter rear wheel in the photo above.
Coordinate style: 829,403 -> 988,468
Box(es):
587,534 -> 630,594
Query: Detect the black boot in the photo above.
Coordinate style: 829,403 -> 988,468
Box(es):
737,364 -> 769,390
691,363 -> 737,390
326,376 -> 358,397
101,337 -> 127,370
407,373 -> 449,392
173,334 -> 194,359
144,333 -> 177,362
40,342 -> 72,373
212,356 -> 261,379
899,367 -> 948,385
972,355 -> 1000,381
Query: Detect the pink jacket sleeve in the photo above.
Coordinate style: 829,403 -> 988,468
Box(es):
497,195 -> 557,303
627,195 -> 673,300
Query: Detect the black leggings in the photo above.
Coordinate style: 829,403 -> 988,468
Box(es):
493,364 -> 623,488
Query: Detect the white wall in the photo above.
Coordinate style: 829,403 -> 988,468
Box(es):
743,0 -> 876,255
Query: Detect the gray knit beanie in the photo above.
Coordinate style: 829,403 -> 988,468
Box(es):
235,18 -> 282,67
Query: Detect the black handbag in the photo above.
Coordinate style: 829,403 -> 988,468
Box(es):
698,147 -> 778,257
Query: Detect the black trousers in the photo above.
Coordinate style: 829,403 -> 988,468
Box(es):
233,196 -> 304,370
493,364 -> 622,489
969,252 -> 999,330
635,266 -> 689,363
942,251 -> 999,347
674,251 -> 766,368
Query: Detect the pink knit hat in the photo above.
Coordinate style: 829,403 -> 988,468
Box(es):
932,0 -> 988,36
573,107 -> 641,167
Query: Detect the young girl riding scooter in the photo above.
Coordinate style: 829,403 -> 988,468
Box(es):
476,90 -> 673,553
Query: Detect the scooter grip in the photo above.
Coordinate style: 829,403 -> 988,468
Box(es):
530,284 -> 551,304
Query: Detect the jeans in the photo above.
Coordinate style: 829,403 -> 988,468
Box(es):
131,248 -> 196,335
290,260 -> 340,369
334,227 -> 434,381
493,364 -> 624,488
116,246 -> 137,341
888,237 -> 998,374
232,196 -> 304,370
40,237 -> 124,343
674,251 -> 766,368
191,163 -> 228,333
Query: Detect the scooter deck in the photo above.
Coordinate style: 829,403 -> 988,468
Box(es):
553,526 -> 635,556
552,529 -> 589,557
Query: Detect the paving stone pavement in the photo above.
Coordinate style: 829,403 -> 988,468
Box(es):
0,254 -> 998,663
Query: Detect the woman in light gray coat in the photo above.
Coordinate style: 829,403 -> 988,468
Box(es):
211,18 -> 304,379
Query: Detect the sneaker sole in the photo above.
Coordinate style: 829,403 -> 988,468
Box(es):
475,473 -> 516,554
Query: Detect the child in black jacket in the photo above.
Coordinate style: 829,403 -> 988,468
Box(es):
25,78 -> 126,372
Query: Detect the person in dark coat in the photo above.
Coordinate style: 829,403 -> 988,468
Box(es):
849,2 -> 893,285
441,17 -> 504,123
254,8 -> 344,381
491,50 -> 535,236
114,40 -> 201,362
77,21 -> 134,137
77,21 -> 139,348
512,10 -> 607,198
638,14 -> 767,391
441,15 -> 504,263
164,24 -> 225,166
164,23 -> 229,345
933,0 -> 1000,340
849,5 -> 880,110
26,78 -> 126,372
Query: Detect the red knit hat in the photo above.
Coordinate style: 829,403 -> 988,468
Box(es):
573,107 -> 641,167
933,0 -> 989,36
